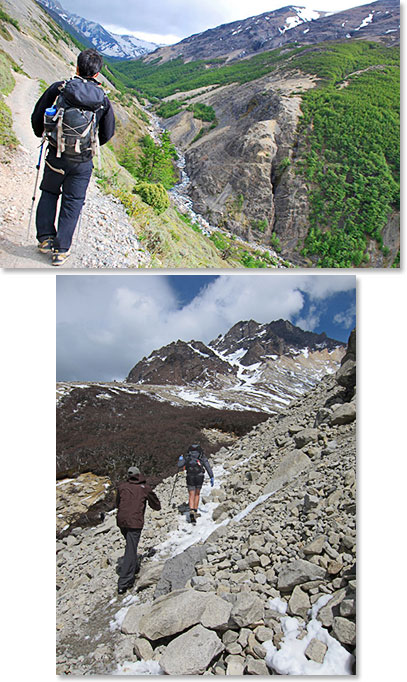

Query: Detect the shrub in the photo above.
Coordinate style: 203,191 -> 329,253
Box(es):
133,181 -> 169,214
251,218 -> 268,233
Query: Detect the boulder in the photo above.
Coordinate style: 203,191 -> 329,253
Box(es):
303,535 -> 326,555
245,657 -> 270,675
201,594 -> 233,630
294,428 -> 319,449
137,562 -> 164,591
305,638 -> 327,664
330,403 -> 356,426
159,624 -> 224,675
332,617 -> 356,646
277,559 -> 326,592
213,502 -> 232,521
229,592 -> 264,627
139,588 -> 210,640
134,637 -> 154,661
154,546 -> 207,598
121,603 -> 150,635
288,585 -> 310,618
264,451 -> 311,495
225,655 -> 245,675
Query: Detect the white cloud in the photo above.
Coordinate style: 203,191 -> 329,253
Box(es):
295,304 -> 321,332
334,304 -> 356,328
56,275 -> 355,381
62,1 -> 369,44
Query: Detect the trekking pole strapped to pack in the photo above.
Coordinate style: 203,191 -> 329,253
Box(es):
27,138 -> 47,239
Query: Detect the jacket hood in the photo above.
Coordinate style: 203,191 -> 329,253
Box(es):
127,474 -> 147,484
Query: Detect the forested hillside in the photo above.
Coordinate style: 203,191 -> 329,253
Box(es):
109,36 -> 400,268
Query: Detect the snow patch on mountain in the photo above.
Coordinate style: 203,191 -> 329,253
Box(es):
354,12 -> 374,31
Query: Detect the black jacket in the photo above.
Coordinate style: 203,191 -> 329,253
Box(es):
116,475 -> 161,529
31,77 -> 115,146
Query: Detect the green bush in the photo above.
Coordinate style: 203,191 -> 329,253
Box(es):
133,182 -> 169,214
156,100 -> 183,118
187,102 -> 216,122
134,131 -> 178,189
251,218 -> 268,233
0,7 -> 20,31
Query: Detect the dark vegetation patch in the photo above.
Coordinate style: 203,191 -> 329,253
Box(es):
57,386 -> 269,485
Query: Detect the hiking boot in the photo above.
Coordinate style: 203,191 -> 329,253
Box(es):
194,509 -> 201,518
52,249 -> 71,266
189,509 -> 196,524
37,237 -> 54,253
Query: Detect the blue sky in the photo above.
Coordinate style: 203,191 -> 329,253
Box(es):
60,0 -> 369,45
56,274 -> 356,381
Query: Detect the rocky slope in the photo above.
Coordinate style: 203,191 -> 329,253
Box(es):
164,71 -> 316,248
56,329 -> 356,675
146,1 -> 399,64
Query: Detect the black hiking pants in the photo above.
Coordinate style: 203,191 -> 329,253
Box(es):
118,528 -> 142,590
36,147 -> 93,252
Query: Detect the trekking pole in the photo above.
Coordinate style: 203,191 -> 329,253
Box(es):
169,473 -> 179,506
27,139 -> 46,241
75,205 -> 84,245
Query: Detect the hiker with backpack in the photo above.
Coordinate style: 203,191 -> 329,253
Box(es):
116,466 -> 161,595
31,49 -> 115,265
177,444 -> 214,524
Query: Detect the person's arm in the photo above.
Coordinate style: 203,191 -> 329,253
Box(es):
147,489 -> 161,511
202,455 -> 214,484
98,97 -> 115,145
31,82 -> 62,137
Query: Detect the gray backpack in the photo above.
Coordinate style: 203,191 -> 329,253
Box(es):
45,77 -> 105,158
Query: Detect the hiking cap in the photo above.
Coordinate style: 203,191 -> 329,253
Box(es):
128,466 -> 141,477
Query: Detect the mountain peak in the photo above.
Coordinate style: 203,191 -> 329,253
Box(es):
37,0 -> 159,59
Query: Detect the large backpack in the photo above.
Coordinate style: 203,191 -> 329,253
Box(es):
185,445 -> 204,474
45,77 -> 105,159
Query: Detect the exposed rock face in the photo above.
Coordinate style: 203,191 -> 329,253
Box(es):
127,318 -> 344,388
165,73 -> 314,244
56,472 -> 113,536
336,328 -> 356,397
56,329 -> 357,676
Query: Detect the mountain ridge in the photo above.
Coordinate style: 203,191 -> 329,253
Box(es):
144,0 -> 399,64
126,318 -> 344,388
36,0 -> 159,59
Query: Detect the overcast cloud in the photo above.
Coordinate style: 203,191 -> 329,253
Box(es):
61,0 -> 368,44
56,274 -> 355,381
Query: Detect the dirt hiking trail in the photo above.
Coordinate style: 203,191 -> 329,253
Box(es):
0,74 -> 147,269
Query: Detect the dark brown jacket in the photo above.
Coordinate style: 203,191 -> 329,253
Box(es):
116,475 -> 161,529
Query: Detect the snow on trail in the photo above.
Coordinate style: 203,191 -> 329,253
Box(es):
110,460 -> 354,675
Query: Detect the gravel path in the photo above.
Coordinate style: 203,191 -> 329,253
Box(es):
0,73 -> 150,269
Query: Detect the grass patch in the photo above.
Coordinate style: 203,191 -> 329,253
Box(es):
0,52 -> 18,148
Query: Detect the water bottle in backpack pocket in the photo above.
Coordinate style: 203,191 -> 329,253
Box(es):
44,106 -> 57,132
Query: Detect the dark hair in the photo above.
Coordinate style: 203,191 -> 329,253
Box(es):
77,49 -> 103,78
